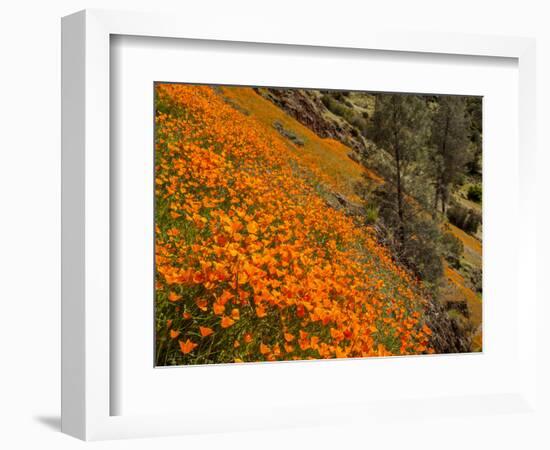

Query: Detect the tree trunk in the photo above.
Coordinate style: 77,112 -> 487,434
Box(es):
440,113 -> 450,215
433,186 -> 439,218
394,142 -> 405,247
391,99 -> 406,250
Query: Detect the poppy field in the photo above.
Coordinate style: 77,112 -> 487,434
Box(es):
154,83 -> 438,366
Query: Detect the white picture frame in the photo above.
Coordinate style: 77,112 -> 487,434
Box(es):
61,9 -> 538,441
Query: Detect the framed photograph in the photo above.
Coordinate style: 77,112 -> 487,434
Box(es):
62,9 -> 538,441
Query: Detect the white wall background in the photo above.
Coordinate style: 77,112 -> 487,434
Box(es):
0,1 -> 548,448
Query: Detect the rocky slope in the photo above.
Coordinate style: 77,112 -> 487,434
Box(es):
254,87 -> 368,156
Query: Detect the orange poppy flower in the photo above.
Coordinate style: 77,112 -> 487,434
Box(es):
220,316 -> 235,328
179,339 -> 198,354
199,326 -> 214,337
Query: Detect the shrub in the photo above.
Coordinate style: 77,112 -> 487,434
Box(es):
349,115 -> 369,137
371,185 -> 443,284
468,267 -> 482,293
441,232 -> 463,269
462,262 -> 482,293
272,120 -> 305,146
467,184 -> 482,203
363,204 -> 379,225
447,309 -> 470,330
321,95 -> 352,120
401,219 -> 444,285
321,95 -> 369,137
447,203 -> 481,234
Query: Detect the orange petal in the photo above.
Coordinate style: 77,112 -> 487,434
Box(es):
246,221 -> 259,235
199,326 -> 214,337
169,329 -> 180,339
221,316 -> 235,328
196,298 -> 208,311
168,291 -> 182,302
178,339 -> 198,354
255,305 -> 267,318
213,302 -> 225,315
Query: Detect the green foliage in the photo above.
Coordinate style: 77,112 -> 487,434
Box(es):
441,231 -> 464,269
429,96 -> 470,213
356,93 -> 482,290
401,219 -> 444,285
349,115 -> 369,137
272,120 -> 305,146
368,94 -> 431,162
363,203 -> 379,225
321,94 -> 369,137
467,184 -> 482,203
466,97 -> 483,175
447,203 -> 481,234
367,94 -> 431,244
461,261 -> 483,293
370,185 -> 442,285
321,94 -> 350,117
447,309 -> 470,330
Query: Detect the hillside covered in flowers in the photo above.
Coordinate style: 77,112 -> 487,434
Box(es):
154,84 -> 438,366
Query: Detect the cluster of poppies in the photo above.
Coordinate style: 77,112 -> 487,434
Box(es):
154,84 -> 433,366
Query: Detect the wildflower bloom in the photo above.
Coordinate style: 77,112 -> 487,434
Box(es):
168,292 -> 182,302
169,329 -> 180,339
178,339 -> 198,354
220,316 -> 235,328
154,84 -> 433,365
199,326 -> 214,337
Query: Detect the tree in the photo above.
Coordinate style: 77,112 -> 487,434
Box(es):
465,97 -> 482,175
367,94 -> 430,247
369,185 -> 443,284
429,96 -> 470,214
